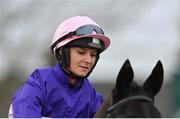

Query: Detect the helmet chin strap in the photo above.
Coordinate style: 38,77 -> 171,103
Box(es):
61,66 -> 85,79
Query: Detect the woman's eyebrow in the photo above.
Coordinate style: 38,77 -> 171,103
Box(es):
92,50 -> 97,54
79,48 -> 86,50
78,48 -> 97,53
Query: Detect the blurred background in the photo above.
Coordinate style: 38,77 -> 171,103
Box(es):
0,0 -> 180,117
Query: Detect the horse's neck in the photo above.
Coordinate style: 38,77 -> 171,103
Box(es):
94,94 -> 111,118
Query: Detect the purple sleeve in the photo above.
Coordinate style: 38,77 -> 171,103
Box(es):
12,70 -> 44,118
93,92 -> 104,115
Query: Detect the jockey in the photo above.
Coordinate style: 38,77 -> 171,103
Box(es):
10,16 -> 110,118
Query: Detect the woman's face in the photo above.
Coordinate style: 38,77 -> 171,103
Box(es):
69,47 -> 97,77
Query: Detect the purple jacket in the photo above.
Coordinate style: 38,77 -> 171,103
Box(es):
12,64 -> 103,118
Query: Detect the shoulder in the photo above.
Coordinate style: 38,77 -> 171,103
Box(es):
26,64 -> 59,84
12,66 -> 57,100
83,78 -> 104,110
32,65 -> 54,75
27,64 -> 67,87
83,78 -> 102,96
30,64 -> 59,79
83,78 -> 94,88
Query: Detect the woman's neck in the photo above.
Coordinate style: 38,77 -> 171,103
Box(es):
68,78 -> 77,86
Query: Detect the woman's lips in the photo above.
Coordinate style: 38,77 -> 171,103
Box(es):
79,65 -> 89,71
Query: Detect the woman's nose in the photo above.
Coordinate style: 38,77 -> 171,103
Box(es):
84,54 -> 92,63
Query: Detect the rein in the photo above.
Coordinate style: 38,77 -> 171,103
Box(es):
107,95 -> 153,116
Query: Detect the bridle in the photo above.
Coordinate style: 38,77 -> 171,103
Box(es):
107,95 -> 154,117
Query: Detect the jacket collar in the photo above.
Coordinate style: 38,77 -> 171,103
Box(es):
52,64 -> 85,89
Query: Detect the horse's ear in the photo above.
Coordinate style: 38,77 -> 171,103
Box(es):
143,60 -> 164,97
116,59 -> 134,94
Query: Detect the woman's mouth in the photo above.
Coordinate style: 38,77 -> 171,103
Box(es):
79,65 -> 89,71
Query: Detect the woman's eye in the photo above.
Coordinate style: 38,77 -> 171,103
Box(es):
77,51 -> 85,55
91,53 -> 96,57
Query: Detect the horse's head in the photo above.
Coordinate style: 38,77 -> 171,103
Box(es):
94,59 -> 164,118
107,59 -> 164,118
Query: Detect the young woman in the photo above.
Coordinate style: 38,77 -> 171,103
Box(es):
9,16 -> 111,118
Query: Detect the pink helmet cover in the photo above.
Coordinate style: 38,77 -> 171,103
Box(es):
51,16 -> 110,54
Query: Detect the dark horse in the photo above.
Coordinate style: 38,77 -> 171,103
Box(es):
94,59 -> 164,118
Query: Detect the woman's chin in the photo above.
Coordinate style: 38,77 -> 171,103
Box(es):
74,71 -> 88,77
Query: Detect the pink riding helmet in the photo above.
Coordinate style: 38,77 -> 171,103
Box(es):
51,16 -> 110,54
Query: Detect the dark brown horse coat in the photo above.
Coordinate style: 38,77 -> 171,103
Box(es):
94,59 -> 164,118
